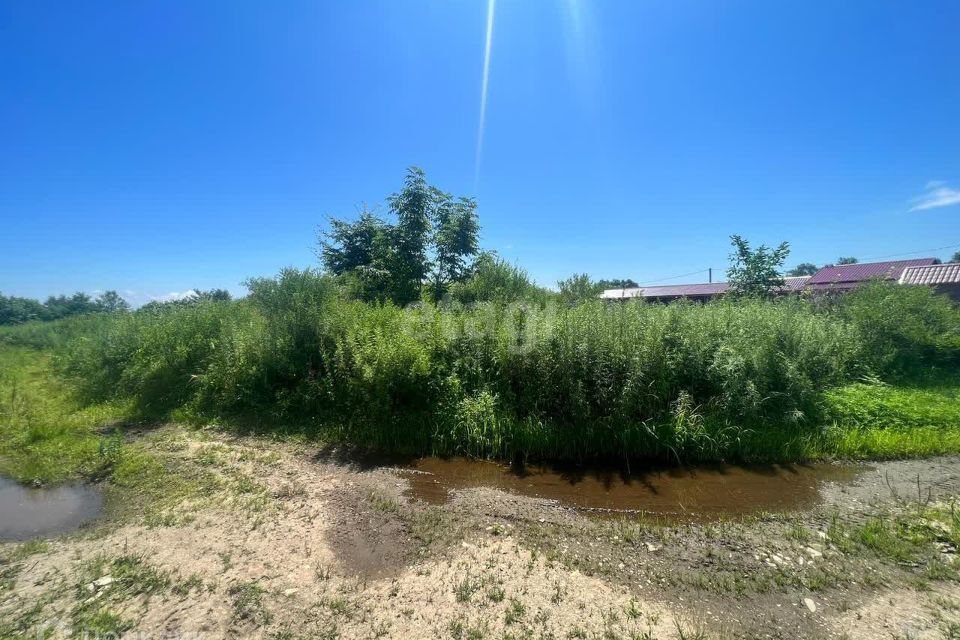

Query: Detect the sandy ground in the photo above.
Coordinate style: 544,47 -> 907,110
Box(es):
2,425 -> 959,640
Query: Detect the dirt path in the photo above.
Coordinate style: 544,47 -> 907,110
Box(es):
2,426 -> 959,639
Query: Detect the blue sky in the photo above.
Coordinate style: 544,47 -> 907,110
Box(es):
2,1 -> 958,304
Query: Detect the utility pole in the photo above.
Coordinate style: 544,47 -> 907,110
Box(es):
708,268 -> 712,283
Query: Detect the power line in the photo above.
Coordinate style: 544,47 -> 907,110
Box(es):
635,268 -> 711,286
859,241 -> 960,262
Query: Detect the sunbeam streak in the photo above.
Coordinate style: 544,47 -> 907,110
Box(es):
474,0 -> 496,190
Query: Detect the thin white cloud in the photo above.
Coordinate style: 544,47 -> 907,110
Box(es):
910,181 -> 960,211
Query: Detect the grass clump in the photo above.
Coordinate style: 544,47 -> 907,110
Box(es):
229,581 -> 273,626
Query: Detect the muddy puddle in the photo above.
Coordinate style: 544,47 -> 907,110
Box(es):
401,458 -> 862,519
0,476 -> 103,541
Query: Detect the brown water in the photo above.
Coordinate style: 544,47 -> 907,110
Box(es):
0,476 -> 103,541
401,458 -> 861,519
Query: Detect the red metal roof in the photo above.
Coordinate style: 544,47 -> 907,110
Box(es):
806,258 -> 937,286
899,263 -> 960,285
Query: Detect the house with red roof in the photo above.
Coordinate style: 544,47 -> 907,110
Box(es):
600,258 -> 960,302
804,258 -> 938,292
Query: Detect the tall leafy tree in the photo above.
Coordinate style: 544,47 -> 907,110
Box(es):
949,251 -> 960,264
430,192 -> 480,300
318,209 -> 388,274
95,290 -> 130,313
387,167 -> 434,305
319,167 -> 481,304
726,235 -> 790,298
836,256 -> 858,265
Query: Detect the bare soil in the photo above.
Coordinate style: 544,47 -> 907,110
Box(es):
2,425 -> 959,640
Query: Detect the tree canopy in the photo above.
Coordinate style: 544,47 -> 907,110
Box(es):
787,263 -> 818,276
0,290 -> 131,325
596,278 -> 639,289
319,167 -> 481,304
726,235 -> 790,298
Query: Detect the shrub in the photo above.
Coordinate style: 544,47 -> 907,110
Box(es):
837,281 -> 960,377
55,272 -> 884,460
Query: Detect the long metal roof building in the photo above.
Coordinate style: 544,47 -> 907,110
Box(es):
805,258 -> 937,290
899,263 -> 960,285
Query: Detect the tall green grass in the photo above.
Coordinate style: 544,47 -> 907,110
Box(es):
45,271 -> 960,462
0,347 -> 130,483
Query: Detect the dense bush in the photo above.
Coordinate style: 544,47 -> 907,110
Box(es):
836,282 -> 960,376
447,253 -> 554,305
52,271 -> 960,461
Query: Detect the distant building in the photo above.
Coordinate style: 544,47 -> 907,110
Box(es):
599,277 -> 808,303
803,258 -> 937,292
600,258 -> 958,302
899,263 -> 960,301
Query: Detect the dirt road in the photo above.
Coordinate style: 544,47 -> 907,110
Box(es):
2,425 -> 959,639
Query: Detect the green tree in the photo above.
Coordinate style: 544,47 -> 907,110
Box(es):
386,167 -> 433,305
558,273 -> 602,304
41,292 -> 98,320
949,251 -> 960,264
319,167 -> 481,304
787,263 -> 818,276
429,193 -> 480,300
94,290 -> 130,313
0,293 -> 45,325
319,209 -> 389,274
726,235 -> 790,298
595,278 -> 639,289
836,256 -> 858,265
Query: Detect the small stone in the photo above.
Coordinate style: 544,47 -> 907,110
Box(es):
644,542 -> 661,553
93,576 -> 114,589
803,598 -> 816,613
805,546 -> 823,559
283,588 -> 299,597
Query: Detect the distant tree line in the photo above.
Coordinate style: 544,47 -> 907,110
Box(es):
0,288 -> 233,326
0,290 -> 128,326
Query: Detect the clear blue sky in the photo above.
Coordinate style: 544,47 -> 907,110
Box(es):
2,1 -> 958,304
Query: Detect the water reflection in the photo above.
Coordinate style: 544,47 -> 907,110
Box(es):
0,476 -> 103,540
401,457 -> 861,519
